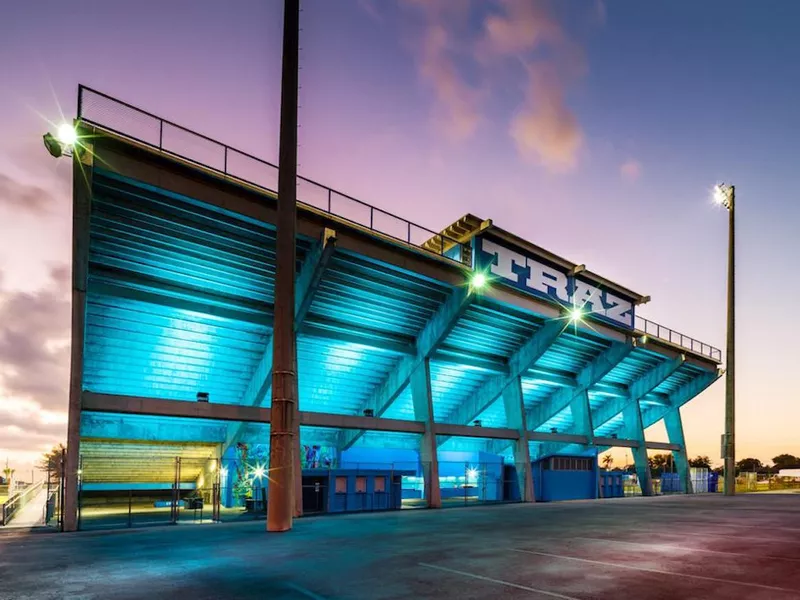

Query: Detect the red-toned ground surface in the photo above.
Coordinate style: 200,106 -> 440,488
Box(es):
3,494 -> 800,599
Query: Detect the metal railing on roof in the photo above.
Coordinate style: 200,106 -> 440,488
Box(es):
76,86 -> 721,363
77,85 -> 471,267
635,315 -> 721,362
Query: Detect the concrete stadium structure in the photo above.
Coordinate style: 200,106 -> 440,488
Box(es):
62,87 -> 722,531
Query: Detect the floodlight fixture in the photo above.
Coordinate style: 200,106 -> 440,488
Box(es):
43,133 -> 62,158
568,306 -> 584,323
713,183 -> 734,210
57,123 -> 77,146
471,271 -> 487,290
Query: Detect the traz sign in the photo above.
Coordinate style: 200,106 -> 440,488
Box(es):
474,236 -> 636,329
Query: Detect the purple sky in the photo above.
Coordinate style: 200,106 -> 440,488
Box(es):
2,0 -> 798,472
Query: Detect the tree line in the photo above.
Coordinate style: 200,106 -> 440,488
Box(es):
602,453 -> 800,476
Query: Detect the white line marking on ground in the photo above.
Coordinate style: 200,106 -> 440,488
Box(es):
676,522 -> 800,533
624,527 -> 799,544
418,563 -> 580,600
573,536 -> 800,563
511,549 -> 800,594
285,582 -> 328,600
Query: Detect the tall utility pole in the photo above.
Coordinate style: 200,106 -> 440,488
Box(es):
724,185 -> 735,496
267,0 -> 301,532
714,183 -> 735,496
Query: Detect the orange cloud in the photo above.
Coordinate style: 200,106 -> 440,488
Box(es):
420,24 -> 482,141
620,159 -> 642,181
481,0 -> 564,57
405,0 -> 481,141
480,0 -> 586,171
510,63 -> 583,172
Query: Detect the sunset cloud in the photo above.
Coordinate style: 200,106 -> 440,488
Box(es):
0,265 -> 70,461
480,0 -> 565,57
620,159 -> 642,181
405,0 -> 482,141
481,0 -> 587,171
510,63 -> 583,172
0,173 -> 59,214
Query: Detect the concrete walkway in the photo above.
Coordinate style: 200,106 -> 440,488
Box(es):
3,494 -> 800,599
5,488 -> 47,528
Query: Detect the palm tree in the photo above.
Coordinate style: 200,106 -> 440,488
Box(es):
2,459 -> 15,485
601,454 -> 614,470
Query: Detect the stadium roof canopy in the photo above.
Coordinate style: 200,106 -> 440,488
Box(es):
71,86 -> 721,481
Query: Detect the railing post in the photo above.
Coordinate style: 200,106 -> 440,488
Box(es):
223,147 -> 228,175
159,120 -> 164,149
327,188 -> 332,213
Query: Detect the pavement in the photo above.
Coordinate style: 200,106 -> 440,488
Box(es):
2,494 -> 800,599
4,489 -> 47,528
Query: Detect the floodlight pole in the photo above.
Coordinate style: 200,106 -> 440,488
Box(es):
267,0 -> 300,532
723,186 -> 736,496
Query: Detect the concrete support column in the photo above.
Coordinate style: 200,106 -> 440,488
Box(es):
410,358 -> 440,508
502,377 -> 534,502
623,402 -> 653,496
570,389 -> 595,444
64,135 -> 93,532
664,410 -> 693,494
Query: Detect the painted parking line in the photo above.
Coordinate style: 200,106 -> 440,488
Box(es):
671,522 -> 800,534
418,562 -> 580,600
511,549 -> 800,595
624,527 -> 800,544
573,536 -> 800,563
284,582 -> 328,600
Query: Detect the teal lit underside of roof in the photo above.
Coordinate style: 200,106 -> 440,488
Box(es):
79,161 -> 719,461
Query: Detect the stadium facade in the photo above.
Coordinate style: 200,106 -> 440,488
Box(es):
61,86 -> 722,531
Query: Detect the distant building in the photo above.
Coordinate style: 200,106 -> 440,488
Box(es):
778,469 -> 800,479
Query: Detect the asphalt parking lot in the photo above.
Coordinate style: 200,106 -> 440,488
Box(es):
2,494 -> 800,599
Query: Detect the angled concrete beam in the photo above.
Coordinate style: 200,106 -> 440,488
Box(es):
526,341 -> 634,433
242,228 -> 337,410
571,389 -> 595,443
338,284 -> 474,450
591,354 -> 686,432
664,409 -> 692,494
531,389 -> 596,459
411,358 -> 441,508
622,400 -> 653,496
437,319 -> 567,448
640,370 -> 721,430
222,229 -> 336,455
503,377 -> 534,501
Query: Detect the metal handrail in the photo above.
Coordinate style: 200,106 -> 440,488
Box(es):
77,85 -> 471,267
634,315 -> 721,362
0,480 -> 45,525
76,86 -> 720,362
